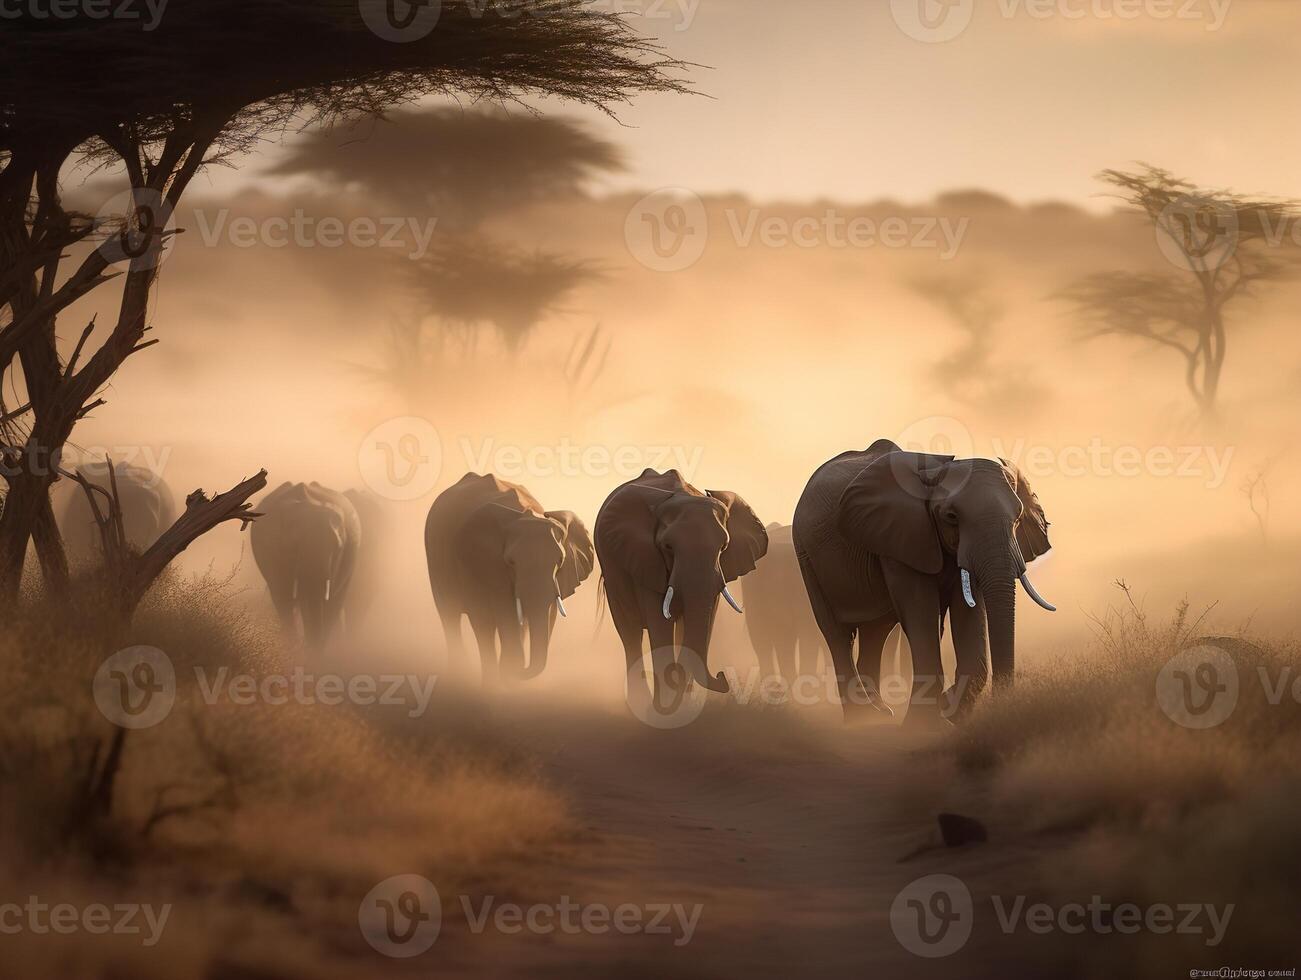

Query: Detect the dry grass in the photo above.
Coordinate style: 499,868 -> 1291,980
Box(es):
0,570 -> 570,978
942,587 -> 1301,971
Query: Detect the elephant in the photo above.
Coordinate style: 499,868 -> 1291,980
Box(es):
343,488 -> 386,633
741,523 -> 826,688
792,439 -> 1054,726
250,482 -> 361,645
57,460 -> 177,563
594,468 -> 768,704
424,472 -> 594,683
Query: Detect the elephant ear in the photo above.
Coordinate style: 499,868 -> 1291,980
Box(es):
1000,459 -> 1052,563
838,451 -> 952,575
546,510 -> 595,599
595,484 -> 673,592
707,491 -> 769,582
455,503 -> 518,587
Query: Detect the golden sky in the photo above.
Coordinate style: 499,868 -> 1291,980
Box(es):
506,0 -> 1301,207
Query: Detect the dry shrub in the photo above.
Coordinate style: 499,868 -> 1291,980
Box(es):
943,586 -> 1301,969
0,569 -> 569,978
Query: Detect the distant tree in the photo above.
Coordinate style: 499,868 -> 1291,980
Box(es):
1240,459 -> 1275,548
1061,166 -> 1299,420
267,107 -> 624,229
0,0 -> 686,608
910,273 -> 1048,416
405,236 -> 599,353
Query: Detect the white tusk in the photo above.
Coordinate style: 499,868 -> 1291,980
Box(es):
1019,573 -> 1057,613
516,595 -> 525,626
662,586 -> 674,620
721,584 -> 744,614
324,579 -> 331,603
555,594 -> 567,618
960,569 -> 976,608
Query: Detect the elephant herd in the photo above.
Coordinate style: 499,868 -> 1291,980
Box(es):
59,439 -> 1055,724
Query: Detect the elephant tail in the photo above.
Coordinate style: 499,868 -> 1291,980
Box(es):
591,575 -> 608,641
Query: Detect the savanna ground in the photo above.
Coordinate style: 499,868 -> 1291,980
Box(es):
3,567 -> 1297,979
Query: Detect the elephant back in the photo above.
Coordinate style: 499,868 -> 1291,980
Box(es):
251,482 -> 361,577
424,473 -> 544,588
57,460 -> 176,561
793,442 -> 903,552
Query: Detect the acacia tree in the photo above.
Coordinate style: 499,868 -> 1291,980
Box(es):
0,0 -> 686,608
267,106 -> 624,230
407,236 -> 599,352
909,273 -> 1049,417
1061,166 -> 1298,420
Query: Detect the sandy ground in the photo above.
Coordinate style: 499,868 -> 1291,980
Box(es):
347,683 -> 1063,980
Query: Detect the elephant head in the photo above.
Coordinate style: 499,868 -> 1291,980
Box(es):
838,451 -> 1053,689
458,504 -> 594,680
279,499 -> 352,643
600,483 -> 767,693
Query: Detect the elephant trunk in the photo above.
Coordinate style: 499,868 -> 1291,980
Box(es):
970,536 -> 1018,691
519,602 -> 553,680
673,566 -> 730,694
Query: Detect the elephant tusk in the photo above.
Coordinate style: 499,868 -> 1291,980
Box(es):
721,584 -> 744,614
516,595 -> 525,626
1019,572 -> 1057,613
555,594 -> 567,618
324,579 -> 331,603
662,586 -> 674,621
960,569 -> 976,608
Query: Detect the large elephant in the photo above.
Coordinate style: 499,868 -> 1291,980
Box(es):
250,482 -> 361,645
57,460 -> 177,563
424,473 -> 594,683
792,439 -> 1054,725
741,523 -> 826,687
594,469 -> 768,702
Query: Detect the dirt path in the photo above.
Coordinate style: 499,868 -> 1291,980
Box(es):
423,698 -> 1044,979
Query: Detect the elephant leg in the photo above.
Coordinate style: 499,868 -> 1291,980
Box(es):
799,564 -> 877,722
435,596 -> 467,677
855,617 -> 898,711
947,583 -> 989,721
640,589 -> 680,712
797,629 -> 825,681
322,593 -> 346,643
605,575 -> 651,703
888,567 -> 947,728
300,594 -> 326,650
468,612 -> 499,687
774,632 -> 797,686
753,641 -> 777,681
268,580 -> 297,637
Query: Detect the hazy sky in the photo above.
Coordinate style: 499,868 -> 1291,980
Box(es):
192,1 -> 1301,209
518,0 -> 1301,207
